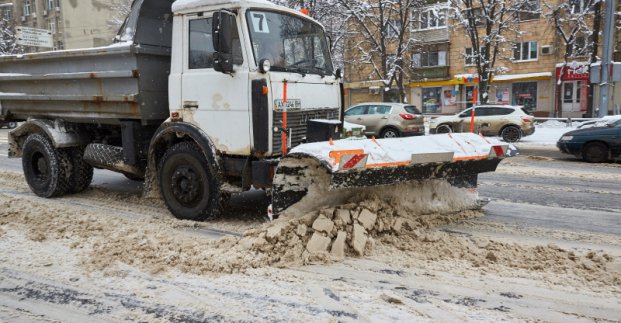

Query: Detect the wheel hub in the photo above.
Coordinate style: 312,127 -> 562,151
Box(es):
33,153 -> 49,178
171,166 -> 201,204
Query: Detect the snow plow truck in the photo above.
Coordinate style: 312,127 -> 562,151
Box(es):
0,0 -> 510,220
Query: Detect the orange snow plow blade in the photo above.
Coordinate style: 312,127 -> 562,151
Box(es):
271,133 -> 513,217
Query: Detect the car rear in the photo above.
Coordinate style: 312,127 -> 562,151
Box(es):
515,107 -> 535,136
394,105 -> 425,136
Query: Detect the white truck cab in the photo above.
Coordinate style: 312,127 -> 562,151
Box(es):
169,0 -> 342,156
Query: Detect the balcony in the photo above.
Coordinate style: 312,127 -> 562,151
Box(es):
411,66 -> 450,80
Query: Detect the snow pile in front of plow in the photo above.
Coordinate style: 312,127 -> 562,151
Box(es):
242,180 -> 480,263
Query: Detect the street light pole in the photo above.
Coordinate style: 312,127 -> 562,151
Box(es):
597,0 -> 616,117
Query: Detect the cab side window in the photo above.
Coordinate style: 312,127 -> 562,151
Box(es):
189,17 -> 243,69
189,18 -> 215,69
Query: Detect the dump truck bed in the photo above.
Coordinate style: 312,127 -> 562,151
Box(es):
0,44 -> 170,126
0,0 -> 174,126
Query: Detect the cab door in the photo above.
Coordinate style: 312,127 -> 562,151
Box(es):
181,12 -> 251,155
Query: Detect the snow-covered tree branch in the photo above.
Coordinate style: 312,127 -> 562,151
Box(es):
449,0 -> 533,103
0,16 -> 22,55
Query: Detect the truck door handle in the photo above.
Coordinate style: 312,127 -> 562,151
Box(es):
381,116 -> 388,119
183,101 -> 199,109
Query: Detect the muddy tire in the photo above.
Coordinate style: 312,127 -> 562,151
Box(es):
22,133 -> 71,198
67,147 -> 93,194
582,142 -> 609,163
159,141 -> 223,221
501,125 -> 522,143
380,127 -> 400,138
436,124 -> 452,134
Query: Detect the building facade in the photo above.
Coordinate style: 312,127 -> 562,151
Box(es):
344,0 -> 620,118
1,0 -> 121,53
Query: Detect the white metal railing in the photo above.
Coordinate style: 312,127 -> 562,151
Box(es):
533,117 -> 598,127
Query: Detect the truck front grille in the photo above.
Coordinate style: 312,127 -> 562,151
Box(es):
272,108 -> 339,155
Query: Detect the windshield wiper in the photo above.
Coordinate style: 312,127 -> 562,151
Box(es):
305,66 -> 329,78
285,67 -> 307,77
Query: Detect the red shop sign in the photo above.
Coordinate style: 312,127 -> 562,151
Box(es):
556,65 -> 589,81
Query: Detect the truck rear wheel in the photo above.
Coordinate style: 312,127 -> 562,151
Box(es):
159,141 -> 223,221
67,147 -> 93,193
22,133 -> 71,198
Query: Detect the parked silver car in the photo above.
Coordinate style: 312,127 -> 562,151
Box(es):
344,102 -> 425,138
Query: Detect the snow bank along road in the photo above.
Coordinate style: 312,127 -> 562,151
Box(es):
0,128 -> 620,321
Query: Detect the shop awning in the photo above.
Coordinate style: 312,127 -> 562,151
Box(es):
408,72 -> 553,87
345,80 -> 387,89
409,74 -> 479,87
491,72 -> 552,83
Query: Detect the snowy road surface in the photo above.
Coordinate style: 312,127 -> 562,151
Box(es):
0,128 -> 620,321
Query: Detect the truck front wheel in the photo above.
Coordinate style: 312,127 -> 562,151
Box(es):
22,133 -> 71,198
159,141 -> 223,221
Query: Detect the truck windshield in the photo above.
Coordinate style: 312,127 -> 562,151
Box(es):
246,10 -> 333,76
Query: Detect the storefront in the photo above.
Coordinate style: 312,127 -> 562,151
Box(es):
409,75 -> 478,114
491,72 -> 553,116
555,63 -> 589,117
511,82 -> 538,112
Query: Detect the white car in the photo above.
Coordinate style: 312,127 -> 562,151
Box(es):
429,105 -> 535,143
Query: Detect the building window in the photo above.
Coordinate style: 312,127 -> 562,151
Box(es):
516,0 -> 540,21
49,22 -> 56,34
3,8 -> 12,20
569,0 -> 587,13
412,51 -> 447,67
23,0 -> 32,16
386,19 -> 402,38
422,87 -> 442,113
513,41 -> 538,61
57,41 -> 64,50
416,8 -> 447,30
512,82 -> 538,111
465,47 -> 484,66
465,85 -> 475,108
568,35 -> 592,57
465,7 -> 486,26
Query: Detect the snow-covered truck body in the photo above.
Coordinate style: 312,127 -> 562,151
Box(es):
0,0 -> 510,221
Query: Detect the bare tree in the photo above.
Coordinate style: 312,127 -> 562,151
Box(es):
108,0 -> 133,29
338,0 -> 425,102
545,0 -> 599,117
0,16 -> 22,55
449,0 -> 533,104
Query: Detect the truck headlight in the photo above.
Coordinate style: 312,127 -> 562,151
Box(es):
560,135 -> 573,141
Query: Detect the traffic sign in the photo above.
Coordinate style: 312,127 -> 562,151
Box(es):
15,27 -> 53,48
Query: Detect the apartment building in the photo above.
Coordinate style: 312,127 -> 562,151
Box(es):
2,0 -> 121,52
344,0 -> 619,117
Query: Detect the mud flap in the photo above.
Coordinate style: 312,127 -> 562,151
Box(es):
271,154 -> 503,216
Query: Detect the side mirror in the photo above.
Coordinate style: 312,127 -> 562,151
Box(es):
212,11 -> 235,73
